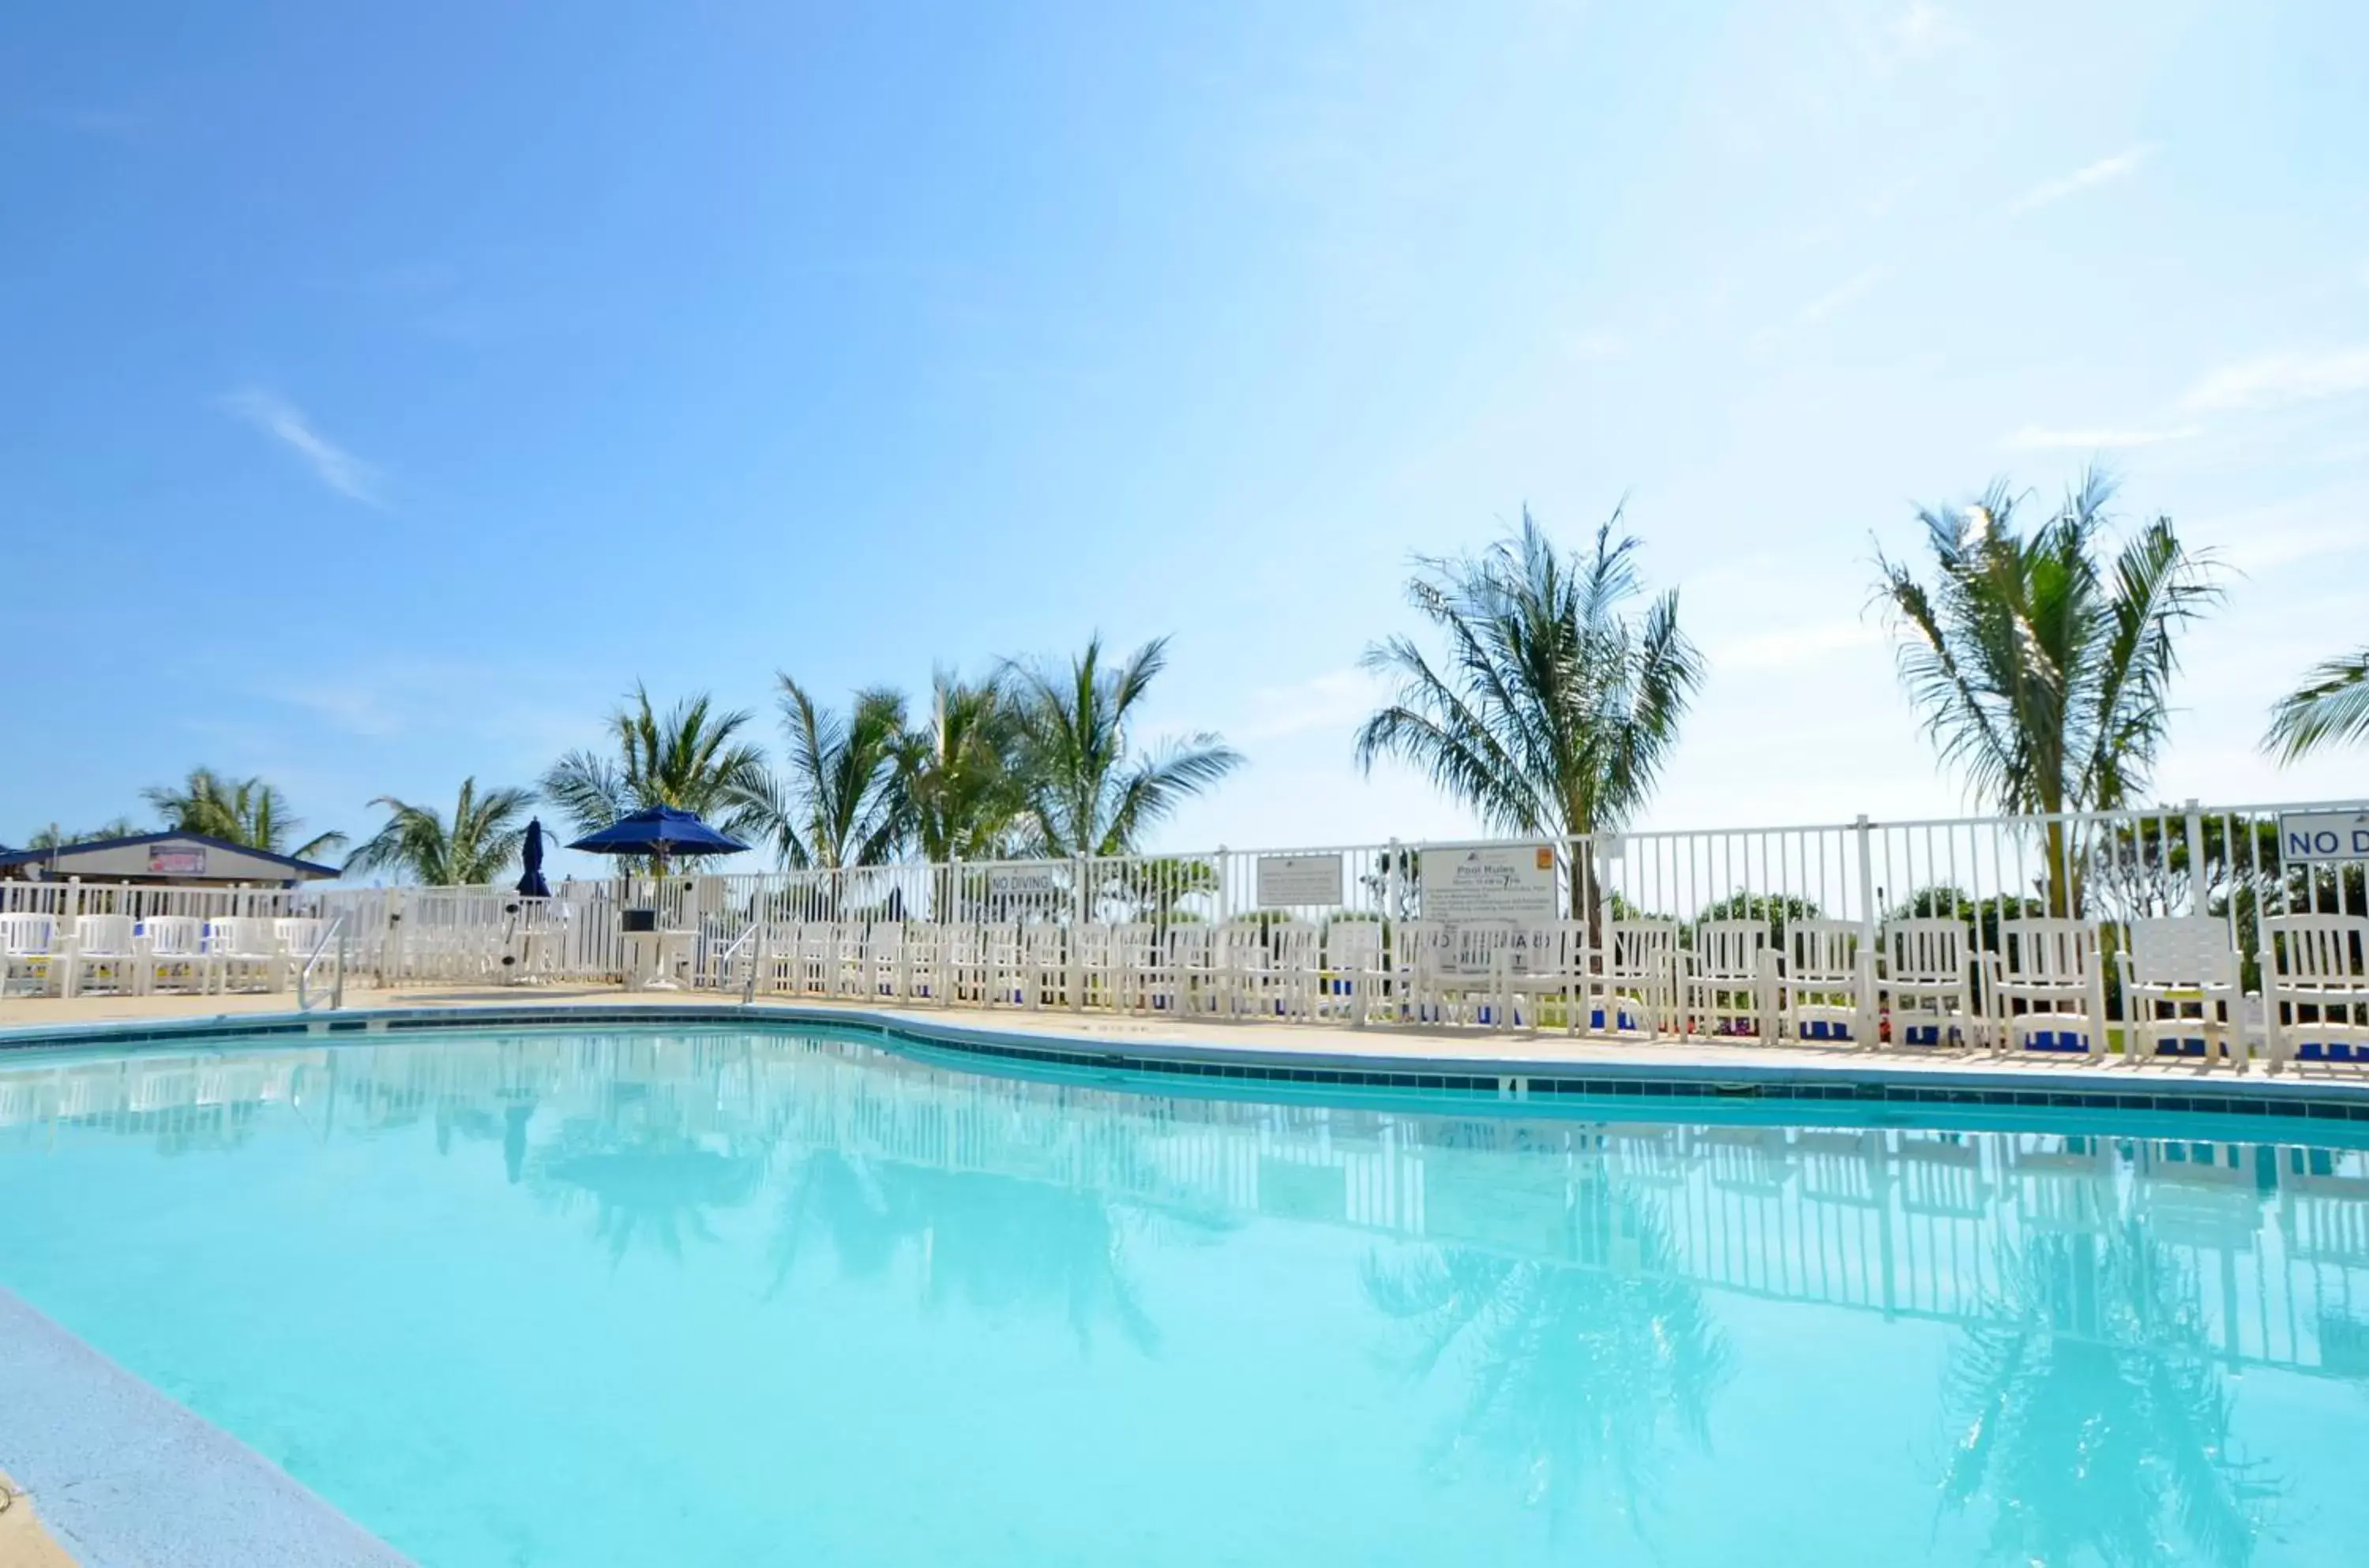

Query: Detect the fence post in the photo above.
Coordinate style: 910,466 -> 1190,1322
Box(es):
1071,855 -> 1087,1010
2183,797 -> 2207,917
1385,839 -> 1402,923
1853,816 -> 1881,1046
1853,815 -> 1876,939
389,886 -> 407,986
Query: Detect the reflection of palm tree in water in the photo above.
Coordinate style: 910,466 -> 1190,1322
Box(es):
1939,1222 -> 2281,1566
769,1145 -> 1229,1354
1361,1175 -> 1729,1548
531,1112 -> 763,1264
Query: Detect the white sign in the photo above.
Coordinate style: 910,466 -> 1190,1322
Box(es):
986,865 -> 1068,898
1256,854 -> 1342,909
2279,810 -> 2369,865
1419,845 -> 1560,923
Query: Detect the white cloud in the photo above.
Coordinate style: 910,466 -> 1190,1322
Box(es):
2194,493 -> 2369,573
216,388 -> 389,508
2178,346 -> 2369,413
2000,422 -> 2201,452
2010,144 -> 2155,214
1562,328 -> 1624,362
1236,668 -> 1384,742
1894,2 -> 1968,58
272,684 -> 405,738
1795,264 -> 1885,326
1708,618 -> 1885,672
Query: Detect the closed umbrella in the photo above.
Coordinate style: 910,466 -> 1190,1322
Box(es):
516,817 -> 553,899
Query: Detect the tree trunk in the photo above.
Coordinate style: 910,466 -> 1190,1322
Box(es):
2044,817 -> 2068,919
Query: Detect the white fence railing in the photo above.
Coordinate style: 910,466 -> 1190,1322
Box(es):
10,800 -> 2366,1054
304,797 -> 2367,960
0,881 -> 307,922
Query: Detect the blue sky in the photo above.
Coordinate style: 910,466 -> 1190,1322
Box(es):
6,0 -> 2366,878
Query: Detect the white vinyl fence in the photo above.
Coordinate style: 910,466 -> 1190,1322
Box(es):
311,798 -> 2365,950
11,799 -> 2366,1060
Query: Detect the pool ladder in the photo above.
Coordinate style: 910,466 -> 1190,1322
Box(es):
297,912 -> 351,1012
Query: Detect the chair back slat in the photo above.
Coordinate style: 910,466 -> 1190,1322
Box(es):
1884,918 -> 1967,985
2265,915 -> 2369,984
2126,915 -> 2239,988
1788,919 -> 1860,983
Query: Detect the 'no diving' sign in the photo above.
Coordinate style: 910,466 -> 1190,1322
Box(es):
2278,810 -> 2369,864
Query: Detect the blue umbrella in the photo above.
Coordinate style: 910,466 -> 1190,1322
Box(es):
516,817 -> 553,899
568,805 -> 751,875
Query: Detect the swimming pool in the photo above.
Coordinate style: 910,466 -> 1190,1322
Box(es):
2,1019 -> 2365,1566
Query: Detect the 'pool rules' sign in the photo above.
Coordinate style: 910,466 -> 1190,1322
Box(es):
1419,845 -> 1560,923
2278,810 -> 2369,864
1256,854 -> 1342,908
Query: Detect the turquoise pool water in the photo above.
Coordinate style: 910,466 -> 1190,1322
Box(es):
2,1024 -> 2366,1566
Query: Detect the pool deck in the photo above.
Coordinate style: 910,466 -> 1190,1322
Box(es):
1,1465 -> 77,1568
0,1289 -> 410,1568
1,981 -> 2356,1090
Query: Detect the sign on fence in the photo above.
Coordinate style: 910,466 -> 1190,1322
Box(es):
986,865 -> 1069,898
2278,811 -> 2369,865
1419,845 -> 1560,977
1256,854 -> 1342,909
1419,845 -> 1559,922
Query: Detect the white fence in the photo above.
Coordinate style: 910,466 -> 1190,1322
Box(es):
11,799 -> 2366,1058
0,881 -> 308,922
307,796 -> 2366,947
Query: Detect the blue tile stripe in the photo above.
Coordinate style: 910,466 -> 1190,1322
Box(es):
5,1002 -> 2368,1129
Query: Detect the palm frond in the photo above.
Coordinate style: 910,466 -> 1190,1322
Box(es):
344,778 -> 535,884
2264,647 -> 2369,762
1008,636 -> 1233,857
1356,505 -> 1700,844
1875,472 -> 2217,828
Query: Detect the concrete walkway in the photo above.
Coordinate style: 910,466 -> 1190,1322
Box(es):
0,981 -> 2315,1086
0,1291 -> 409,1568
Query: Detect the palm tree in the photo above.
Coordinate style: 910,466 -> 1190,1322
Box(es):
531,1113 -> 764,1266
1354,507 -> 1703,928
1875,471 -> 2221,916
1008,636 -> 1241,858
539,686 -> 769,858
344,778 -> 537,885
1361,1172 -> 1729,1550
23,817 -> 142,850
2263,647 -> 2369,761
894,670 -> 1029,864
737,677 -> 907,868
1938,1222 -> 2279,1566
142,767 -> 346,860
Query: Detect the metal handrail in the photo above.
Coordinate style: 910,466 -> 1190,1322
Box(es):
297,911 -> 350,1012
711,920 -> 768,1003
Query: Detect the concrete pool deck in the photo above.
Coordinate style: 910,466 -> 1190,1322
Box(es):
0,1466 -> 77,1568
0,979 -> 2313,1071
0,1290 -> 410,1568
6,981 -> 2366,1099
